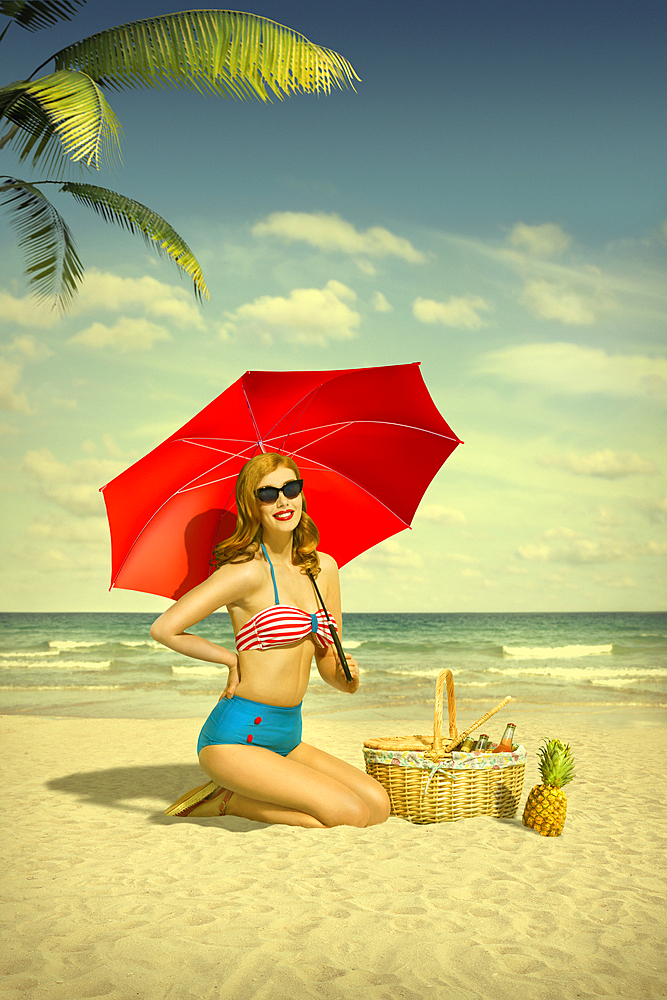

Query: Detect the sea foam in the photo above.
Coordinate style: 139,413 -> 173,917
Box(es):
502,644 -> 612,660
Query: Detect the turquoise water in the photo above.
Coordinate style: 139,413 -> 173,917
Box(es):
1,611 -> 665,720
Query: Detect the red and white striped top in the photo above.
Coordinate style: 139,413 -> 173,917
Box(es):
235,605 -> 338,652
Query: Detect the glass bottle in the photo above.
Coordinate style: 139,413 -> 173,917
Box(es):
458,736 -> 476,752
473,733 -> 490,750
491,722 -> 516,753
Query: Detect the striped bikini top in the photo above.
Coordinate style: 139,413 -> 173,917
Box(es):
235,544 -> 338,653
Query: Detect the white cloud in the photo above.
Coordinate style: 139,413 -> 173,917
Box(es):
508,222 -> 572,258
3,335 -> 53,360
412,295 -> 491,329
517,528 -> 667,564
358,538 -> 422,568
27,516 -> 108,546
0,357 -> 31,413
371,291 -> 393,313
479,342 -> 667,396
0,335 -> 52,413
222,280 -> 360,347
416,504 -> 467,525
23,448 -> 124,516
251,212 -> 426,264
67,317 -> 172,352
519,279 -> 597,324
71,270 -> 205,329
0,290 -> 57,328
538,449 -> 659,479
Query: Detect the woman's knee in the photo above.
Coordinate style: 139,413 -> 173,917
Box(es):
366,782 -> 391,825
324,793 -> 371,828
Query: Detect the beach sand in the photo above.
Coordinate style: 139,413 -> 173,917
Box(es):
2,706 -> 666,1000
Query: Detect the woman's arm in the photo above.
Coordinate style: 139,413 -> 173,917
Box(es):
313,553 -> 360,694
149,562 -> 253,667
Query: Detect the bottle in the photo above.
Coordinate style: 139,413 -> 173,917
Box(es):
492,723 -> 516,753
458,736 -> 476,752
473,734 -> 490,751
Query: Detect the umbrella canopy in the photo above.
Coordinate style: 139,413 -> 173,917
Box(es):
101,363 -> 462,600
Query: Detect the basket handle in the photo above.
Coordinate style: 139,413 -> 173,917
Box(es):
432,669 -> 458,754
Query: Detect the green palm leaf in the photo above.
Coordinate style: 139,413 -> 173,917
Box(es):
61,181 -> 209,300
0,70 -> 121,175
0,176 -> 83,309
0,1 -> 87,32
45,11 -> 359,101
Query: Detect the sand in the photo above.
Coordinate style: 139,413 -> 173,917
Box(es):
1,705 -> 666,1000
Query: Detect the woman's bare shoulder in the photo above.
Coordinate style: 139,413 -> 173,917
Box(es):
316,550 -> 339,576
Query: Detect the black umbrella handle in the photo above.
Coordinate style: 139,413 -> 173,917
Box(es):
307,572 -> 353,683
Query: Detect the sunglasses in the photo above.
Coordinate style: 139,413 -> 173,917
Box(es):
255,479 -> 304,504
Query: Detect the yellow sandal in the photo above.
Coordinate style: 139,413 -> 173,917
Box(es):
165,781 -> 232,817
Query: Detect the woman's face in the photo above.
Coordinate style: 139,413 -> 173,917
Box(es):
255,465 -> 303,538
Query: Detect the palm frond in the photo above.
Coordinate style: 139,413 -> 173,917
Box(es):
44,10 -> 359,100
0,175 -> 83,309
61,181 -> 209,300
0,0 -> 87,32
0,71 -> 122,175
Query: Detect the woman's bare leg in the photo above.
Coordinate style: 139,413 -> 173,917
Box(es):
194,743 -> 385,828
288,742 -> 391,826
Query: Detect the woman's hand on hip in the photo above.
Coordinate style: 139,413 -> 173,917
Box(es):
219,655 -> 240,700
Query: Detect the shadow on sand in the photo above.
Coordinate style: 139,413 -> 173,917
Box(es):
46,763 -> 268,831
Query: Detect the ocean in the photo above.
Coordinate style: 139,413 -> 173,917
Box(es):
1,612 -> 666,731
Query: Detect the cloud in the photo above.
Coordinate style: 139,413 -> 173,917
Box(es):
358,538 -> 422,568
23,448 -> 124,516
416,504 -> 467,525
3,335 -> 53,361
479,342 -> 667,396
412,295 -> 491,329
252,212 -> 426,264
519,279 -> 597,324
0,357 -> 31,413
71,270 -> 205,329
27,516 -> 108,546
538,449 -> 659,479
0,290 -> 58,328
0,335 -> 53,413
508,223 -> 572,258
221,280 -> 360,347
517,527 -> 667,564
67,317 -> 172,352
371,291 -> 393,313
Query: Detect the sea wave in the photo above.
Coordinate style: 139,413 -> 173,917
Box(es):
49,640 -> 107,649
171,664 -> 226,677
0,650 -> 58,657
0,684 -> 123,691
487,665 -> 667,682
0,659 -> 111,670
502,644 -> 612,660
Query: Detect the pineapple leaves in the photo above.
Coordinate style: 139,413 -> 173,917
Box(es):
0,1 -> 88,33
0,71 -> 122,176
0,176 -> 83,310
45,11 -> 360,101
61,182 -> 209,301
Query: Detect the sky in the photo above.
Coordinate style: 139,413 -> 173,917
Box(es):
1,0 -> 666,613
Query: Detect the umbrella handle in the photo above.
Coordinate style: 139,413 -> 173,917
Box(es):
307,572 -> 353,683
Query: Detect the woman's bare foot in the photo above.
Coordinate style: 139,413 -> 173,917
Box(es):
185,788 -> 233,817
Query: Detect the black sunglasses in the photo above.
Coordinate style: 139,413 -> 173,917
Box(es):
255,479 -> 304,504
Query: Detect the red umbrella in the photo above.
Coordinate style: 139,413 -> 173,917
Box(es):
101,363 -> 462,601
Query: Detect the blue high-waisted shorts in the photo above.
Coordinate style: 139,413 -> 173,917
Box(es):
197,694 -> 303,757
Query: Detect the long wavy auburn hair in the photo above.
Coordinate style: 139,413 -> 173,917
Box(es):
212,452 -> 320,578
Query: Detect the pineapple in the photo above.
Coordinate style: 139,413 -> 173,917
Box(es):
522,739 -> 575,837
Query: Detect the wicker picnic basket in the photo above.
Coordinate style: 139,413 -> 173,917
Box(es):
363,669 -> 526,824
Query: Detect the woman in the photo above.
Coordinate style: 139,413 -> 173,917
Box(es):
150,452 -> 391,828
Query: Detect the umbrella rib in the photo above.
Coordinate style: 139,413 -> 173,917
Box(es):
285,448 -> 413,530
